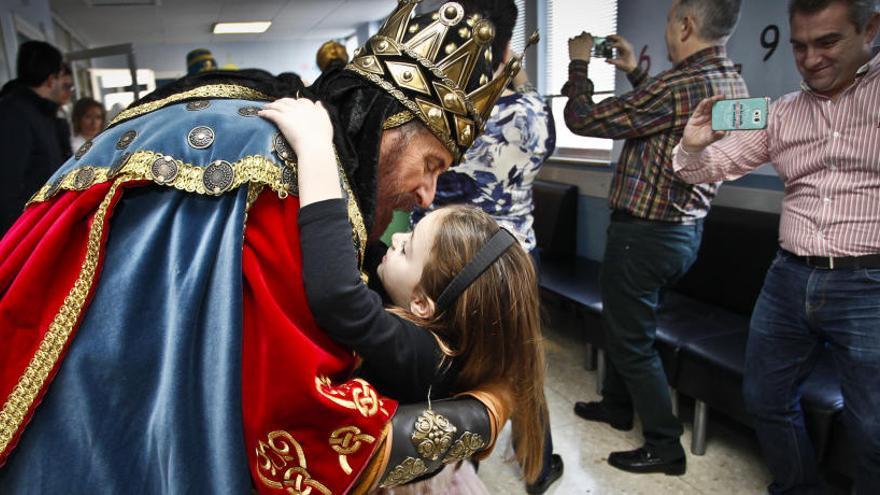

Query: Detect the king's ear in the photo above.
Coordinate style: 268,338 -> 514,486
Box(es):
409,291 -> 436,319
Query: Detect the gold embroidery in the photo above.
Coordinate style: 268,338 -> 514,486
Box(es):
336,157 -> 367,276
29,151 -> 292,205
28,150 -> 367,279
315,376 -> 389,418
108,84 -> 272,127
245,182 -> 265,213
441,431 -> 485,463
412,409 -> 456,461
379,457 -> 428,488
346,65 -> 459,159
329,426 -> 375,475
382,110 -> 415,130
255,430 -> 332,495
0,179 -> 123,457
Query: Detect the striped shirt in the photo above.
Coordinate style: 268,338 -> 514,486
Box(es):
673,51 -> 880,257
562,46 -> 749,222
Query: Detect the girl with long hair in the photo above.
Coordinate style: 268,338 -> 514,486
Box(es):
260,97 -> 549,486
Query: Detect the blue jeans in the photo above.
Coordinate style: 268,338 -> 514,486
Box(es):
600,216 -> 704,457
743,251 -> 880,495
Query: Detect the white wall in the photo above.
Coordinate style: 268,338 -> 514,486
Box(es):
0,0 -> 56,83
540,0 -> 802,260
610,0 -> 801,170
94,39 -> 337,85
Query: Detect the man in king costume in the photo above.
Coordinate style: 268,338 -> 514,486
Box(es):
0,1 -> 526,492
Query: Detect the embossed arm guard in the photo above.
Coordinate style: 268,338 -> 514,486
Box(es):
378,397 -> 492,488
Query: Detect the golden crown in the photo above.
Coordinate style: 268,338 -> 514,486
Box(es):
346,0 -> 537,160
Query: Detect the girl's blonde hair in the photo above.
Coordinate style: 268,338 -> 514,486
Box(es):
408,205 -> 548,483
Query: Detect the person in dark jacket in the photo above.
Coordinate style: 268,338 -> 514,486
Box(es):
0,41 -> 72,234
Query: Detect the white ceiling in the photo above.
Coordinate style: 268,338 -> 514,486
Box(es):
51,0 -> 397,47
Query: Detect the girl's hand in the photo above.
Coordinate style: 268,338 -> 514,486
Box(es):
259,97 -> 334,157
259,97 -> 342,206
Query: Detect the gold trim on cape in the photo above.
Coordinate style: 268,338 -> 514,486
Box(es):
255,430 -> 332,495
29,151 -> 293,204
315,376 -> 390,418
108,84 -> 272,127
0,179 -> 123,457
26,150 -> 368,273
330,426 -> 376,475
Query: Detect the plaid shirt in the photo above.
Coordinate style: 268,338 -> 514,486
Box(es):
562,46 -> 749,222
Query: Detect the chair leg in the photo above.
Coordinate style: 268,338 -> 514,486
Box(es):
584,342 -> 596,370
596,350 -> 606,395
669,386 -> 679,418
691,400 -> 708,456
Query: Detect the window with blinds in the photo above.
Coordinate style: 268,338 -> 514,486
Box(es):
545,0 -> 618,154
511,0 -> 527,56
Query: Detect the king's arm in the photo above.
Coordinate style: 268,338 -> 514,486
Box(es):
352,383 -> 510,493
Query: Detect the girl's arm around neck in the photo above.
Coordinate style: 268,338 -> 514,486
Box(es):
258,97 -> 342,206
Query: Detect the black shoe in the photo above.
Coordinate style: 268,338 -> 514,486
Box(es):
573,401 -> 634,431
607,447 -> 686,475
525,454 -> 564,494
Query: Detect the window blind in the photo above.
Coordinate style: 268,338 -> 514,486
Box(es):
545,0 -> 618,152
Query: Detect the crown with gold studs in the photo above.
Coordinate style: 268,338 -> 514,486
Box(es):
347,0 -> 538,161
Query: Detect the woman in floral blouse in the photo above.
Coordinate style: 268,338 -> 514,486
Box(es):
412,58 -> 556,255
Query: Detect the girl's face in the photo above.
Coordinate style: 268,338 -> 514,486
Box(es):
377,209 -> 445,309
80,106 -> 104,138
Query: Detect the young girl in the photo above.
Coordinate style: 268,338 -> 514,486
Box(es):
260,98 -> 548,486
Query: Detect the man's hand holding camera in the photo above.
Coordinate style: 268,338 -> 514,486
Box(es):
604,35 -> 637,74
568,32 -> 638,75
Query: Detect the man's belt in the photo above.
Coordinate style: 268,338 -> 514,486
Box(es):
611,210 -> 699,226
782,249 -> 880,270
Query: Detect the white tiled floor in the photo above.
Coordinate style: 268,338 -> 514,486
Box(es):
474,306 -> 786,495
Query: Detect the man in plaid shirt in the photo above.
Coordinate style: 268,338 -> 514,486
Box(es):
564,0 -> 748,475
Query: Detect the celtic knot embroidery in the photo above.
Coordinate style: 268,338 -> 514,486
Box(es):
329,426 -> 375,475
412,409 -> 457,461
255,430 -> 331,495
315,376 -> 389,418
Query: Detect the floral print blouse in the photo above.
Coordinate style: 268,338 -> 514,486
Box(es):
412,89 -> 555,252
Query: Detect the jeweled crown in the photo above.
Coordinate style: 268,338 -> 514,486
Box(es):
346,0 -> 536,160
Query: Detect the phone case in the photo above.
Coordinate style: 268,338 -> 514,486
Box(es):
711,97 -> 769,131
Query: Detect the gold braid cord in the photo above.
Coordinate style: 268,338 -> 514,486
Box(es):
108,84 -> 272,127
0,179 -> 123,456
382,110 -> 415,130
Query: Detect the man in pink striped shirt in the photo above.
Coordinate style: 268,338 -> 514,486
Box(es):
673,0 -> 880,493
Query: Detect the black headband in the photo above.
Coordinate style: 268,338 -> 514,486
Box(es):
435,228 -> 517,313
